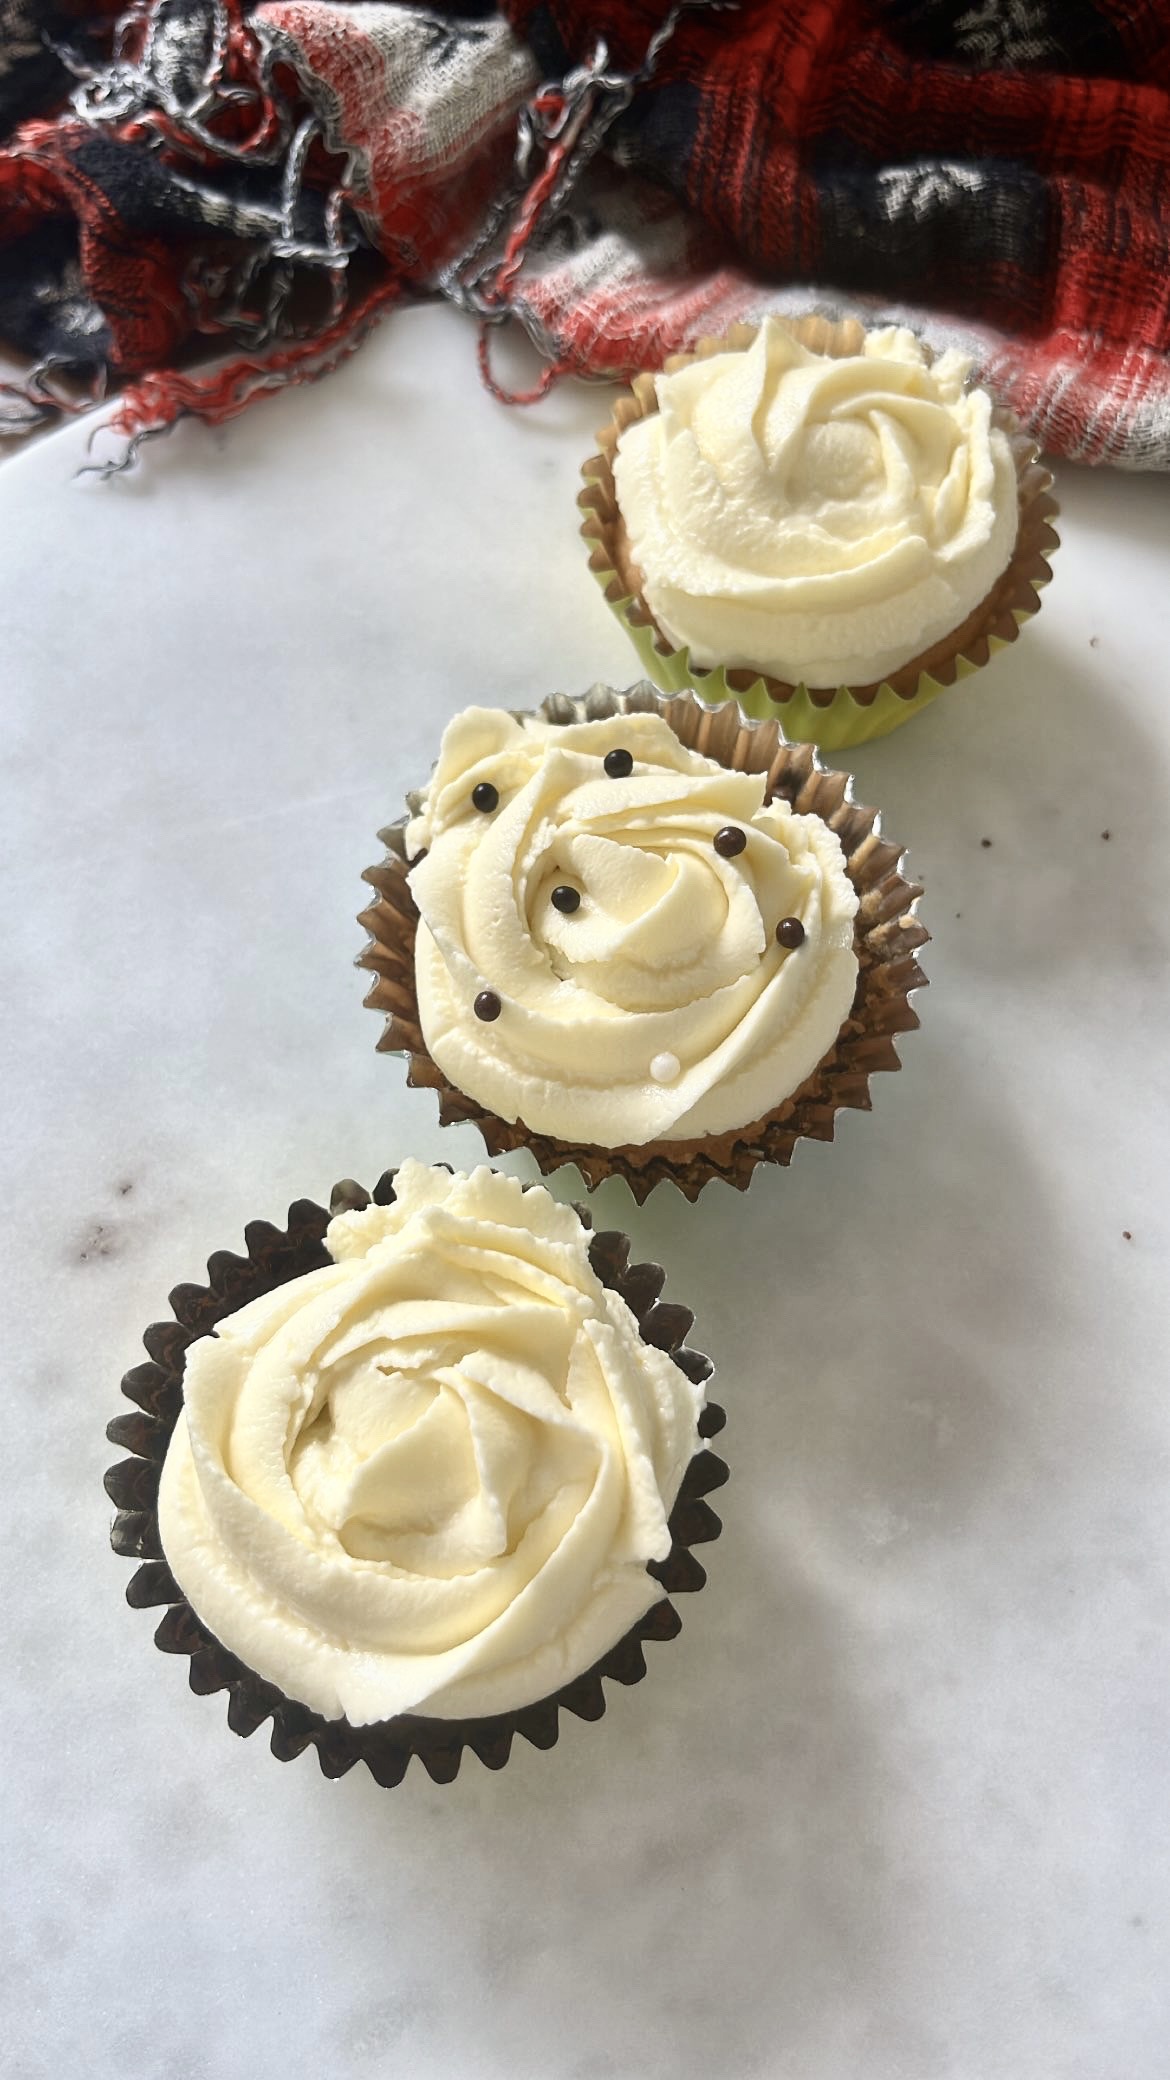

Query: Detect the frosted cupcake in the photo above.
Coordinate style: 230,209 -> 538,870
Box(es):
359,684 -> 928,1200
580,318 -> 1058,749
108,1161 -> 725,1784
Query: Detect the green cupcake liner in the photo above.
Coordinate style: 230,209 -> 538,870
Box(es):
581,551 -> 1030,752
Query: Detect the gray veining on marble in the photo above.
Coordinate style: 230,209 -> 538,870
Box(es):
2,305 -> 1168,2080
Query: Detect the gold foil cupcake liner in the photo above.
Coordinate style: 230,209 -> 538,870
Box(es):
107,1169 -> 725,1787
358,682 -> 928,1203
578,318 -> 1060,751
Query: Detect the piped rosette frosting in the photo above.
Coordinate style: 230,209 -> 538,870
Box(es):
611,320 -> 1020,688
405,708 -> 859,1147
157,1162 -> 706,1724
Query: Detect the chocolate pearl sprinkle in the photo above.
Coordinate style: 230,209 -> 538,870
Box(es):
603,747 -> 633,778
551,885 -> 581,914
471,782 -> 499,813
714,825 -> 747,858
474,990 -> 502,1022
776,917 -> 806,950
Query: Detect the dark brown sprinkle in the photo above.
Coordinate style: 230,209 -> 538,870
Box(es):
551,884 -> 581,914
603,747 -> 633,778
473,990 -> 502,1022
1123,1230 -> 1133,1241
776,917 -> 806,949
1102,830 -> 1111,841
981,837 -> 993,848
471,782 -> 499,813
714,825 -> 747,858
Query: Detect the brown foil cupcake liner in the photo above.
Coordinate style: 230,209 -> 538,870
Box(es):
578,318 -> 1060,751
107,1168 -> 726,1786
358,682 -> 929,1203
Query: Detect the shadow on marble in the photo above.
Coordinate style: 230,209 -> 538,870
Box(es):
845,633 -> 1170,992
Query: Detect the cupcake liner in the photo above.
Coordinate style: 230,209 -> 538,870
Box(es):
578,318 -> 1060,751
358,682 -> 928,1203
107,1169 -> 726,1786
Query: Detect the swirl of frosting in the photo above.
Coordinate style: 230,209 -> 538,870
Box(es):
406,709 -> 859,1146
157,1162 -> 704,1724
612,320 -> 1019,688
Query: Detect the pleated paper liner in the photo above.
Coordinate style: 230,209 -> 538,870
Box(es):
107,1168 -> 726,1787
578,318 -> 1060,752
358,682 -> 928,1204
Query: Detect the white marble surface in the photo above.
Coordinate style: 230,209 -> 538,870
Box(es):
2,304 -> 1169,2080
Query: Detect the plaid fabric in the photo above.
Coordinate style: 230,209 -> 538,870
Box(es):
1,0 -> 1168,465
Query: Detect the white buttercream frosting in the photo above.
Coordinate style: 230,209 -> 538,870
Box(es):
406,708 -> 859,1146
612,320 -> 1020,688
157,1162 -> 705,1724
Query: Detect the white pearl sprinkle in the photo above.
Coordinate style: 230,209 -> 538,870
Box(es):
650,1052 -> 681,1085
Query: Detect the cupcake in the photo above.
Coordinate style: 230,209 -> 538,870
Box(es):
579,317 -> 1059,749
108,1160 -> 725,1784
359,683 -> 928,1202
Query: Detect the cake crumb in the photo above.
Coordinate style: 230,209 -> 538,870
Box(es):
1101,830 -> 1111,841
1123,1231 -> 1133,1242
980,837 -> 993,849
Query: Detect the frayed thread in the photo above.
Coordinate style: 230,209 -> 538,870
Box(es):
22,0 -> 730,466
0,357 -> 109,440
82,273 -> 400,475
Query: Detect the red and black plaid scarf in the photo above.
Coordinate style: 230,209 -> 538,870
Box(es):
2,0 -> 1168,466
